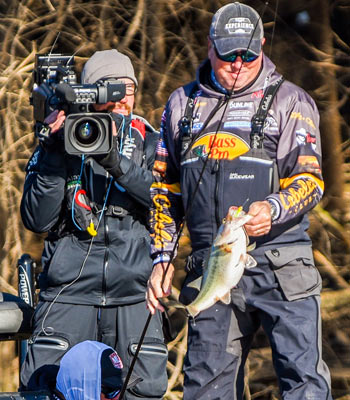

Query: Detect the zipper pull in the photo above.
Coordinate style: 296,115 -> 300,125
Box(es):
212,159 -> 219,174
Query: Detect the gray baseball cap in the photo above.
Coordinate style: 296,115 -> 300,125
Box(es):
209,2 -> 264,57
81,49 -> 138,87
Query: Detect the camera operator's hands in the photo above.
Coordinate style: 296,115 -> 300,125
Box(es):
93,136 -> 123,178
45,110 -> 66,133
37,110 -> 66,152
92,113 -> 125,177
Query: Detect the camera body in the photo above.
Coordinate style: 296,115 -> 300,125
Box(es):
31,54 -> 126,155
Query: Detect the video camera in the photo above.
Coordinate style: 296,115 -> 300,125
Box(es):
31,53 -> 126,155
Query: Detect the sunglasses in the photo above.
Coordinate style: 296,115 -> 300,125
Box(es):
214,46 -> 259,63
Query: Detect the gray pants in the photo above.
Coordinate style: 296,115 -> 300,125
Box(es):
20,300 -> 168,399
181,245 -> 333,400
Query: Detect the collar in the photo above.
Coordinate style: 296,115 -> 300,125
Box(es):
210,69 -> 229,94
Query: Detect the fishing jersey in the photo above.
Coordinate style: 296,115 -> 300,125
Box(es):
21,114 -> 159,306
149,55 -> 324,261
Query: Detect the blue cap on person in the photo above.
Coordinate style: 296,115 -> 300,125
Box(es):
209,2 -> 264,57
55,340 -> 141,400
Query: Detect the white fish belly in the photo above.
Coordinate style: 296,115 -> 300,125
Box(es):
188,245 -> 244,313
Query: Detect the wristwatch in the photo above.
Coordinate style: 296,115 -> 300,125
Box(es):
267,199 -> 279,222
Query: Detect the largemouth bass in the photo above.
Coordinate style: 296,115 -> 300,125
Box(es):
186,207 -> 257,318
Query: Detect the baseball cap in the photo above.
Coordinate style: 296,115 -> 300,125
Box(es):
209,2 -> 264,57
81,49 -> 138,87
101,348 -> 141,392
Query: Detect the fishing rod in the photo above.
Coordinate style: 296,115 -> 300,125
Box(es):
158,0 -> 270,292
119,2 -> 275,398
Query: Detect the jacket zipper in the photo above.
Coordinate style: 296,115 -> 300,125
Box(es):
102,217 -> 109,306
101,173 -> 111,307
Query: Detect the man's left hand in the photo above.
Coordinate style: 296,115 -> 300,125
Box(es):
245,201 -> 272,237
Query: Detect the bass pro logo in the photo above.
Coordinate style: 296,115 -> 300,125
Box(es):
192,132 -> 249,160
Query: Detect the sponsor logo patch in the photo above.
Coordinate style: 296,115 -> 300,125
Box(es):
110,352 -> 123,369
298,155 -> 321,175
192,122 -> 203,132
296,128 -> 317,151
290,112 -> 316,130
191,132 -> 249,160
229,101 -> 253,109
251,90 -> 264,99
229,172 -> 254,180
225,17 -> 254,35
154,160 -> 167,174
122,136 -> 136,159
224,121 -> 251,129
28,149 -> 40,168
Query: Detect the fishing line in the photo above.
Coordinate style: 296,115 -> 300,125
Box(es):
119,4 -> 273,398
268,0 -> 279,59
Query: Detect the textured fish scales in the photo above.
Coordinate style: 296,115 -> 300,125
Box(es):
185,209 -> 256,318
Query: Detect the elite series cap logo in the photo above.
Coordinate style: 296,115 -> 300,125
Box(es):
225,17 -> 254,35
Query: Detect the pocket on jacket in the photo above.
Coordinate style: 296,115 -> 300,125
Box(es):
127,337 -> 168,398
265,245 -> 322,301
45,236 -> 89,286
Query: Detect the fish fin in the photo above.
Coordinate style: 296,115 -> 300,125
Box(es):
186,304 -> 199,319
187,277 -> 202,291
203,253 -> 210,270
220,244 -> 233,253
219,291 -> 231,305
245,254 -> 257,269
160,299 -> 186,310
247,242 -> 256,252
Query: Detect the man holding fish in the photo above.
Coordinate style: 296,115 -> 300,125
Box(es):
146,2 -> 332,400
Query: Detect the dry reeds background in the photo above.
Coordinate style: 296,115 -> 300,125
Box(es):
0,1 -> 350,398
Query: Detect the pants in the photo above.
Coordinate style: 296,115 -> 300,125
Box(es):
180,245 -> 333,400
20,300 -> 168,400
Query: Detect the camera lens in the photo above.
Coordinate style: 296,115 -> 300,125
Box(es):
64,113 -> 112,155
73,119 -> 100,146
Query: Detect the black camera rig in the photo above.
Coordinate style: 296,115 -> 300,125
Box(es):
31,53 -> 126,155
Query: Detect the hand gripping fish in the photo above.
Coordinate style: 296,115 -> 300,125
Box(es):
186,207 -> 257,318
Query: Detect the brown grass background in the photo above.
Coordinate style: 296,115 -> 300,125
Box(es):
0,1 -> 350,399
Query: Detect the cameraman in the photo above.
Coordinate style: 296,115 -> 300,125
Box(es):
20,49 -> 168,400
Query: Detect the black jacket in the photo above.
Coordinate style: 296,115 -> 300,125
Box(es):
21,114 -> 158,306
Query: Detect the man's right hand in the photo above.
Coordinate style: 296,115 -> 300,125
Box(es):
44,109 -> 66,133
146,262 -> 175,314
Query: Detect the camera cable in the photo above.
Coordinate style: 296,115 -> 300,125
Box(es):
38,172 -> 114,337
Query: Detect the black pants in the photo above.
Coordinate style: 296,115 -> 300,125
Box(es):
21,300 -> 168,399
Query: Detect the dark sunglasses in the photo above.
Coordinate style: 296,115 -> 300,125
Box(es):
214,46 -> 259,63
102,386 -> 121,399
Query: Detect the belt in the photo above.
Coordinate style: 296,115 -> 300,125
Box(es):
92,204 -> 130,217
104,205 -> 130,217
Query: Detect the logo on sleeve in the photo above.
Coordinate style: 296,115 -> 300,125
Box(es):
296,128 -> 317,151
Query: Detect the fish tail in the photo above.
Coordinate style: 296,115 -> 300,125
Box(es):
186,304 -> 199,319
